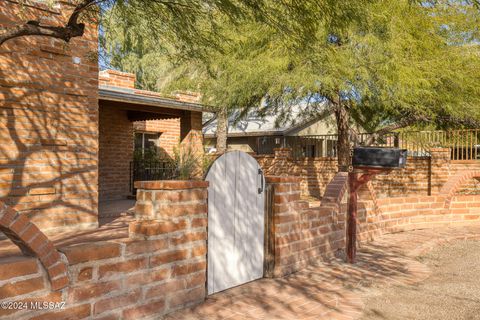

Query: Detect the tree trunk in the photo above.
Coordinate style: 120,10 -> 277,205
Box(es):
334,103 -> 351,172
216,107 -> 228,154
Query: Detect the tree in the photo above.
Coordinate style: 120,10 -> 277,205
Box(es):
0,0 -> 275,48
172,0 -> 480,169
101,0 -> 374,153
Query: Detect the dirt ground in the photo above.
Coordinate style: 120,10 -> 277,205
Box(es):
361,240 -> 480,320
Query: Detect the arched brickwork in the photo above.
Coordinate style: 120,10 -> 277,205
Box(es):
440,170 -> 480,209
0,201 -> 69,290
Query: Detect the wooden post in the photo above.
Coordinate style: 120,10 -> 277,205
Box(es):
345,167 -> 392,264
346,171 -> 357,263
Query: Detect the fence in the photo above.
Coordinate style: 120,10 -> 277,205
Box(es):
397,130 -> 480,161
256,129 -> 480,161
130,160 -> 176,194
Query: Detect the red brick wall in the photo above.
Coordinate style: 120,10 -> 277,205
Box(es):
265,174 -> 480,277
0,181 -> 208,319
98,104 -> 133,201
133,118 -> 181,160
257,148 -> 480,199
0,1 -> 99,233
99,70 -> 135,89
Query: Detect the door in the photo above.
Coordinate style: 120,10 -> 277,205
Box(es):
206,151 -> 265,294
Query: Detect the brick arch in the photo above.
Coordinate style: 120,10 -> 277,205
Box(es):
0,201 -> 69,290
440,170 -> 480,209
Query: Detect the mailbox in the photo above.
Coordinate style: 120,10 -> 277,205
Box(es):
352,147 -> 407,169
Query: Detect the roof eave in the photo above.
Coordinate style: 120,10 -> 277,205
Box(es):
99,86 -> 215,112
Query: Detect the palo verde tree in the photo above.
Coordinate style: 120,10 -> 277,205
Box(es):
101,0 -> 374,153
254,0 -> 480,170
0,0 -> 271,47
178,0 -> 480,168
103,0 -> 480,163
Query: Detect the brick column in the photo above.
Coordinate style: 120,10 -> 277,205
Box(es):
180,111 -> 204,177
130,180 -> 209,311
180,111 -> 204,154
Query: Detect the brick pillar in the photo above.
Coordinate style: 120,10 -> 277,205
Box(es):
180,111 -> 204,177
130,180 -> 209,309
180,111 -> 203,154
430,148 -> 451,194
265,176 -> 303,277
129,181 -> 208,312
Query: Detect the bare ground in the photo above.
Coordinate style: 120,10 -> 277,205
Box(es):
361,240 -> 480,320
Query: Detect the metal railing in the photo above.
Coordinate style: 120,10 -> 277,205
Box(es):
257,135 -> 339,158
256,129 -> 480,161
130,160 -> 176,194
396,129 -> 480,161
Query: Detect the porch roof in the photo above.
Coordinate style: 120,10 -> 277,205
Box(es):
99,85 -> 214,114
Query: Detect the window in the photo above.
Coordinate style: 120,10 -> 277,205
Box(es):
134,132 -> 160,154
303,145 -> 316,157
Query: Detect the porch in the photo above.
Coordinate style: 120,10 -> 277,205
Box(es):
97,70 -> 206,221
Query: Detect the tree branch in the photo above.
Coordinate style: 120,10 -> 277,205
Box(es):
363,114 -> 429,146
0,0 -> 98,46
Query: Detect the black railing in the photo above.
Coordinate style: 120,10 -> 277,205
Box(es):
256,130 -> 480,160
256,132 -> 401,159
130,160 -> 176,194
257,135 -> 339,158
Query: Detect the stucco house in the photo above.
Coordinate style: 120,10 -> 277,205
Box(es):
203,107 -> 339,157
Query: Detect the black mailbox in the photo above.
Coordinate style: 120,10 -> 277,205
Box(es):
352,147 -> 407,169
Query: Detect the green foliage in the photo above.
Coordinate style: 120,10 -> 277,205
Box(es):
103,0 -> 480,131
133,147 -> 159,162
171,144 -> 200,180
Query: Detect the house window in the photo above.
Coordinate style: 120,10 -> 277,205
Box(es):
134,132 -> 160,154
303,145 -> 316,157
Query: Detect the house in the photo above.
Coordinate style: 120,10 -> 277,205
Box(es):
0,4 -> 207,233
98,70 -> 208,222
203,107 -> 339,157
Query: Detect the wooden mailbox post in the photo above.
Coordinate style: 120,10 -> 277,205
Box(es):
346,147 -> 407,263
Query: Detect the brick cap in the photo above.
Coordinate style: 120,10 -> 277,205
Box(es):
99,69 -> 135,78
265,176 -> 301,183
134,180 -> 209,190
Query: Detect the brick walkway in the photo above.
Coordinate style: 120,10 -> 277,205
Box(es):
166,225 -> 480,320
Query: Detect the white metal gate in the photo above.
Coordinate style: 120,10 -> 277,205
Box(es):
206,151 -> 265,295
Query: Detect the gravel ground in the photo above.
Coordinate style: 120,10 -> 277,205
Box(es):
361,240 -> 480,320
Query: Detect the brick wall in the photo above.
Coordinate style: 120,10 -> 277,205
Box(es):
98,105 -> 134,201
265,173 -> 480,277
256,148 -> 480,199
265,177 -> 345,277
99,70 -> 135,89
0,1 -> 99,233
1,170 -> 479,318
0,181 -> 208,319
133,118 -> 181,160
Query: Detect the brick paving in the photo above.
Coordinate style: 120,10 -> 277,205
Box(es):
166,225 -> 480,320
